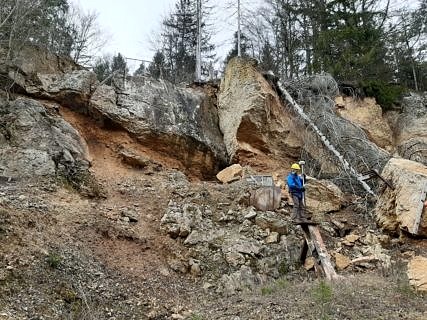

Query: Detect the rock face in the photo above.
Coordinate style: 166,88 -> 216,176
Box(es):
407,256 -> 427,292
0,96 -> 90,179
89,79 -> 227,178
375,158 -> 427,237
1,45 -> 228,179
305,177 -> 344,215
218,58 -> 301,172
335,96 -> 393,150
392,93 -> 427,166
0,45 -> 97,109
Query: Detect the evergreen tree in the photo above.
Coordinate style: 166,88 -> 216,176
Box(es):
148,51 -> 168,79
0,0 -> 74,56
92,56 -> 111,82
314,0 -> 392,82
1,0 -> 106,64
259,40 -> 278,73
134,62 -> 146,76
224,31 -> 251,64
390,1 -> 427,91
156,0 -> 215,83
111,53 -> 128,75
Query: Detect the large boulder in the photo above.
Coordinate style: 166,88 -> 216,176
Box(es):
391,93 -> 427,165
305,177 -> 344,215
0,96 -> 90,179
375,158 -> 427,237
216,164 -> 243,183
89,78 -> 227,178
407,256 -> 427,292
250,187 -> 282,211
218,58 -> 302,172
335,96 -> 393,150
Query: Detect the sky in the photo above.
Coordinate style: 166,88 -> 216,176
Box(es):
71,0 -> 177,66
70,0 -> 244,71
70,0 -> 411,71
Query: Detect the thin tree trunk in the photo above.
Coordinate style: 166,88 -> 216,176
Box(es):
276,78 -> 376,196
411,62 -> 419,91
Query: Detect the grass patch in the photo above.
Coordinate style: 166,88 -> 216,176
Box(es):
46,252 -> 62,269
312,280 -> 333,304
261,277 -> 289,295
312,280 -> 333,319
190,314 -> 204,320
261,286 -> 274,295
397,279 -> 419,298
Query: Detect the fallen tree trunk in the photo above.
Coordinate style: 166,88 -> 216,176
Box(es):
275,77 -> 376,196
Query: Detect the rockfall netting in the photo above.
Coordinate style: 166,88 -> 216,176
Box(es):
280,74 -> 391,194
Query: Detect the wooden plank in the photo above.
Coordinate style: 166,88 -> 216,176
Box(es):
307,225 -> 340,281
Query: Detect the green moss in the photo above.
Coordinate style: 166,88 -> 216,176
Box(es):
278,260 -> 290,275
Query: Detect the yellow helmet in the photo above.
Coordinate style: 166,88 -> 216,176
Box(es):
291,163 -> 301,170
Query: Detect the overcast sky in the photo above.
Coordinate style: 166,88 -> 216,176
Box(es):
70,0 -> 410,71
71,1 -> 176,64
70,0 -> 245,71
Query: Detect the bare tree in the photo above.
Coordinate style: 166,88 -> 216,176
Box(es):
67,4 -> 110,66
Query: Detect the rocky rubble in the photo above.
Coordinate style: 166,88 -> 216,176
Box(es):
160,181 -> 304,295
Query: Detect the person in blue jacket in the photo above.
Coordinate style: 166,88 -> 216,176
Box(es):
287,163 -> 307,222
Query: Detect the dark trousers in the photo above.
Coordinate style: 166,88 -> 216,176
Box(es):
292,194 -> 305,219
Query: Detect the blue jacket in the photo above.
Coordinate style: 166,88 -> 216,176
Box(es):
287,173 -> 304,199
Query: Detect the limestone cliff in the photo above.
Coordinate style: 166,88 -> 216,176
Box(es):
335,96 -> 393,151
218,58 -> 302,173
0,45 -> 227,179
